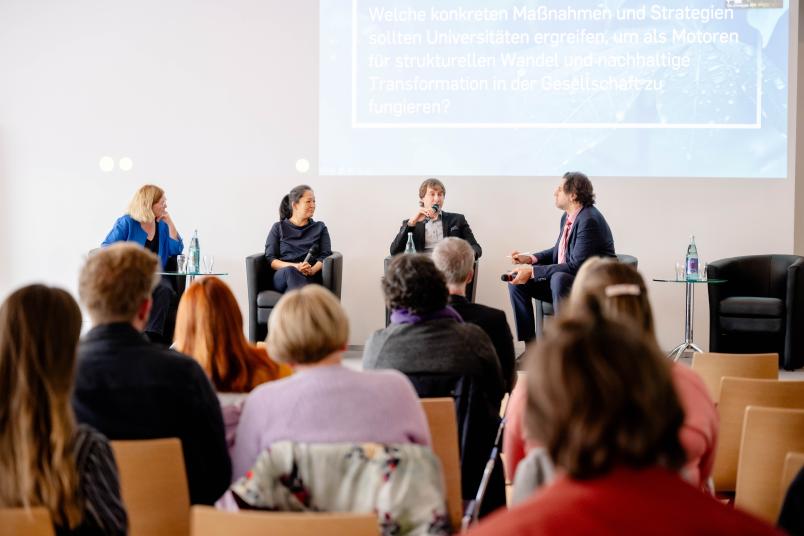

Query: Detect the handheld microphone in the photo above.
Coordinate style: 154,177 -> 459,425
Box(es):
303,244 -> 319,265
500,272 -> 515,282
424,203 -> 440,223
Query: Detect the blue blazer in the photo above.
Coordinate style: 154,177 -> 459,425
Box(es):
531,205 -> 615,281
102,214 -> 184,269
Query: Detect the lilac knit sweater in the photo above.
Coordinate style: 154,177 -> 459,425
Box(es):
230,365 -> 431,480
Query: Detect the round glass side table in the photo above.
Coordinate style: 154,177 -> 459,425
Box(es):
653,277 -> 726,361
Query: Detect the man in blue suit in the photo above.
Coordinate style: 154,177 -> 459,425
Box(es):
507,172 -> 615,342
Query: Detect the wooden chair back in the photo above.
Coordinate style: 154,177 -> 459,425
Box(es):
0,507 -> 54,536
420,397 -> 463,531
111,438 -> 190,536
712,379 -> 804,492
734,407 -> 804,522
190,506 -> 378,536
690,352 -> 778,403
780,451 -> 804,506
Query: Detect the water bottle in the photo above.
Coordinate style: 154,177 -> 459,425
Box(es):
685,235 -> 699,281
189,229 -> 201,273
404,232 -> 416,254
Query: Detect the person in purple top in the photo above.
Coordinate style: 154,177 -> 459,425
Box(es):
230,285 -> 429,480
264,185 -> 332,293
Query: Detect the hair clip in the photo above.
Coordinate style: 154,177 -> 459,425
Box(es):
604,284 -> 641,297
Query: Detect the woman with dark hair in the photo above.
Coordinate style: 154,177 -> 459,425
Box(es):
362,253 -> 507,517
264,185 -> 332,293
362,253 -> 503,400
0,285 -> 127,535
469,311 -> 778,535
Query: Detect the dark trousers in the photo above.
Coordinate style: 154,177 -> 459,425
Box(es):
273,267 -> 322,293
147,278 -> 177,337
507,272 -> 575,341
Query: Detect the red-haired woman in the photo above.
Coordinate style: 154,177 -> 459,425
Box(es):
174,277 -> 292,448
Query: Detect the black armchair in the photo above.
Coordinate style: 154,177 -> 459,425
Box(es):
707,254 -> 804,370
245,251 -> 343,342
535,253 -> 638,338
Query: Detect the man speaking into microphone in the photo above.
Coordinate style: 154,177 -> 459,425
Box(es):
390,178 -> 482,258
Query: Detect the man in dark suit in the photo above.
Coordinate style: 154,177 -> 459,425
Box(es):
73,243 -> 231,505
433,237 -> 516,393
390,178 -> 482,258
507,172 -> 615,342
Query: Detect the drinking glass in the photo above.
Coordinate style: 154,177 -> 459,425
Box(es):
203,255 -> 214,274
700,260 -> 707,281
675,261 -> 686,281
176,254 -> 187,274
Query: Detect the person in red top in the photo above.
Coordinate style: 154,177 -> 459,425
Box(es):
504,258 -> 718,489
471,310 -> 780,536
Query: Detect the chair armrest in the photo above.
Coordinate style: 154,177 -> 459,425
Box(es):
322,251 -> 343,299
245,253 -> 273,341
784,257 -> 804,369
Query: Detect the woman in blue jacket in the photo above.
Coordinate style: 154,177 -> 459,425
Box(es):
102,184 -> 184,343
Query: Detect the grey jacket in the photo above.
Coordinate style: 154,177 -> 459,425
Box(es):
362,319 -> 505,403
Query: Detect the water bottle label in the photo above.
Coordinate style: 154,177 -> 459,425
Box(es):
687,257 -> 698,277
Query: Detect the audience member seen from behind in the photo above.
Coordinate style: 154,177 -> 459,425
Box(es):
101,184 -> 184,344
0,285 -> 127,535
432,237 -> 516,392
504,258 -> 718,490
264,184 -> 332,293
363,253 -> 505,517
470,312 -> 779,536
363,254 -> 503,402
230,285 -> 430,480
389,177 -> 482,257
73,243 -> 231,505
173,276 -> 292,449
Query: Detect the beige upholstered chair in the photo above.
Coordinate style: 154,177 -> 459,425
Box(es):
712,378 -> 804,492
421,397 -> 463,532
111,438 -> 190,536
734,407 -> 804,522
690,352 -> 778,402
0,508 -> 54,536
190,506 -> 378,536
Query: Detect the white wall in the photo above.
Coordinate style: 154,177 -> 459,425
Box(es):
0,0 -> 798,350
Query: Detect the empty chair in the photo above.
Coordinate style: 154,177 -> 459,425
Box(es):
111,438 -> 190,536
420,398 -> 463,531
690,352 -> 778,403
707,254 -> 804,370
0,508 -> 54,536
191,506 -> 378,536
734,407 -> 804,522
712,378 -> 804,492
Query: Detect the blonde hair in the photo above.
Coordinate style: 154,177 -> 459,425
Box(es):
267,285 -> 349,365
568,257 -> 655,339
432,237 -> 474,285
0,285 -> 84,528
127,184 -> 164,223
80,243 -> 160,324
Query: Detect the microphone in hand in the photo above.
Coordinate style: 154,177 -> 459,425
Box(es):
500,272 -> 516,282
303,244 -> 320,266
